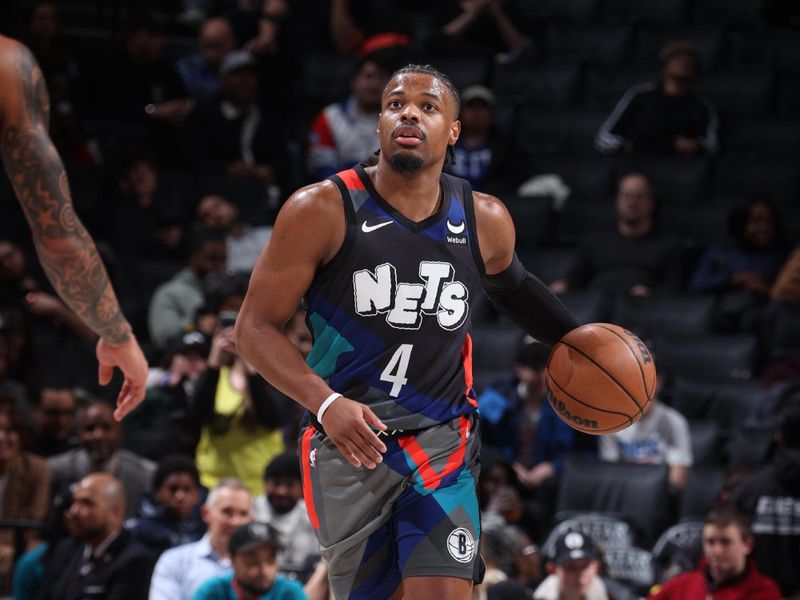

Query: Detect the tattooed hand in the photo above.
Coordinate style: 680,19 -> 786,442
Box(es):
0,36 -> 148,418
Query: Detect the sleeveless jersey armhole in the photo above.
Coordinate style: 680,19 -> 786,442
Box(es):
462,178 -> 486,278
316,174 -> 358,278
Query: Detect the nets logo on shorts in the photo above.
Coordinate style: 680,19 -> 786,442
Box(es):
447,527 -> 475,563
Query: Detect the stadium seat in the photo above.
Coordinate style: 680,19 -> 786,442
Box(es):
514,0 -> 600,23
656,335 -> 758,381
714,159 -> 800,205
557,460 -> 671,545
661,204 -> 730,245
426,56 -> 490,91
559,290 -> 608,325
611,294 -> 715,339
694,72 -> 773,117
504,197 -> 555,246
651,521 -> 704,576
693,0 -> 768,26
527,156 -> 617,202
764,302 -> 800,360
777,72 -> 800,118
613,156 -> 711,204
602,547 -> 655,594
544,23 -> 633,67
584,67 -> 655,110
722,118 -> 800,158
493,63 -> 582,108
634,26 -> 725,69
515,109 -> 608,156
679,467 -> 725,520
471,325 -> 524,371
671,377 -> 762,427
517,245 -> 578,286
688,421 -> 724,466
602,0 -> 690,24
542,514 -> 634,556
557,199 -> 617,243
299,53 -> 357,107
727,424 -> 776,470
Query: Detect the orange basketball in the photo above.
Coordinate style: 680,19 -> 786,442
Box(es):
545,323 -> 657,435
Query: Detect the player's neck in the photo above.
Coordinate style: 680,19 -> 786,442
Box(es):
370,162 -> 443,222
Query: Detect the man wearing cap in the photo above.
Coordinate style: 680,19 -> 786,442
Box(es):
192,522 -> 306,600
253,452 -> 320,579
445,85 -> 506,191
182,49 -> 286,193
533,532 -> 610,600
595,40 -> 718,156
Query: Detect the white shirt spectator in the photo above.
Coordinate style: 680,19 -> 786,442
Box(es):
149,534 -> 231,600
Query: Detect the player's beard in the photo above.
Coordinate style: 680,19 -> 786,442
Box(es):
388,151 -> 423,174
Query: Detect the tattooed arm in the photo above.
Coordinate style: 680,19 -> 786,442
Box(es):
0,36 -> 147,418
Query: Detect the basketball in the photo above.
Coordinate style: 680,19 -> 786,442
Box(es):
545,323 -> 657,435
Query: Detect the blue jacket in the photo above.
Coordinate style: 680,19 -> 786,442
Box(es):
126,487 -> 208,558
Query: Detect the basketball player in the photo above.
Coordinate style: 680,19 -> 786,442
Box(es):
0,36 -> 147,419
236,65 -> 578,600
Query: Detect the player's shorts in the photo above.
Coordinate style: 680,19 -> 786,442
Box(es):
299,412 -> 482,600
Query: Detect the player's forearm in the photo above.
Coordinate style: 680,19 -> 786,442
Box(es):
2,128 -> 131,345
236,318 -> 332,414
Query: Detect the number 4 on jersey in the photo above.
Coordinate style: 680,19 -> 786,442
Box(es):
380,344 -> 413,397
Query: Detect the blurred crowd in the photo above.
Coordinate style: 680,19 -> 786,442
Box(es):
1,0 -> 800,598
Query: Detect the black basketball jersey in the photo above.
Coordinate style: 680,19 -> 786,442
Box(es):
304,164 -> 484,431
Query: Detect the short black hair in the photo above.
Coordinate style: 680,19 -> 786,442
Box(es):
263,451 -> 301,481
152,454 -> 201,490
388,64 -> 461,115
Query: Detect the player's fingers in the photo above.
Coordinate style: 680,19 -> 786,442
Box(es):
363,407 -> 387,431
336,441 -> 362,469
356,423 -> 386,458
344,437 -> 377,470
98,363 -> 114,386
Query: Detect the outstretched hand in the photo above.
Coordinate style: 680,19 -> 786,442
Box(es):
321,397 -> 388,469
96,335 -> 148,421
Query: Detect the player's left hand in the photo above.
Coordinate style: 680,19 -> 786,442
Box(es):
96,334 -> 148,421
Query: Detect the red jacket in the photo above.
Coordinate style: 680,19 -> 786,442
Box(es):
648,559 -> 781,600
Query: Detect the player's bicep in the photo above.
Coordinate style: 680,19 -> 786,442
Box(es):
241,184 -> 343,327
473,192 -> 516,275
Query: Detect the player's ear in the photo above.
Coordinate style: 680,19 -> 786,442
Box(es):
449,119 -> 461,146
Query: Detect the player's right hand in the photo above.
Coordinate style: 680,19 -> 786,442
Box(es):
96,334 -> 148,422
320,397 -> 388,469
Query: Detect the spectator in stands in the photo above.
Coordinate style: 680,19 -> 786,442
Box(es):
733,404 -> 800,599
0,398 -> 50,587
550,173 -> 682,297
110,156 -> 187,261
252,452 -> 319,579
150,478 -> 252,600
193,297 -> 286,495
0,315 -> 29,420
12,486 -> 73,600
182,49 -> 287,196
176,17 -> 237,101
599,376 -> 692,490
430,0 -> 531,59
37,473 -> 154,600
329,0 -> 419,55
30,384 -> 77,457
195,194 -> 272,274
481,524 -> 542,596
306,51 -> 392,180
690,200 -> 789,331
533,532 -> 609,600
193,521 -> 306,599
148,231 -> 227,350
648,505 -> 780,599
595,41 -> 719,156
225,0 -> 288,55
48,401 -> 156,518
21,2 -> 75,81
126,454 -> 207,558
445,85 -> 508,192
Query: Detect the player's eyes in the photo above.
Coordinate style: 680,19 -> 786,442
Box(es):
423,104 -> 437,111
388,100 -> 402,109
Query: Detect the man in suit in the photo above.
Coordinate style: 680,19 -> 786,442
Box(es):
38,473 -> 154,600
48,401 -> 155,517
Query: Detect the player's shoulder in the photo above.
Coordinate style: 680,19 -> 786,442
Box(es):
0,35 -> 34,77
275,179 -> 345,230
472,190 -> 512,228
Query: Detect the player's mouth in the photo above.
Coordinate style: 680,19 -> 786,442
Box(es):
393,125 -> 425,146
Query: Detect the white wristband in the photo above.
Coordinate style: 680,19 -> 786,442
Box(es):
317,392 -> 342,424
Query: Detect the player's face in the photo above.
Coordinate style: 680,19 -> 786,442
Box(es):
233,544 -> 278,594
703,523 -> 751,582
378,73 -> 460,173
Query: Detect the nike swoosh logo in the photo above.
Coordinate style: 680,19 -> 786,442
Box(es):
446,219 -> 466,234
361,220 -> 393,233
